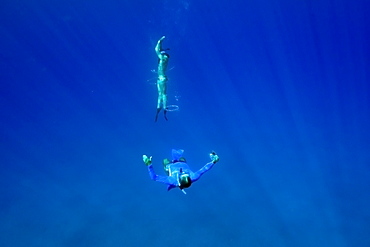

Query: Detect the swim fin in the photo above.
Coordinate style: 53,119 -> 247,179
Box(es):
171,149 -> 184,161
155,108 -> 161,122
164,109 -> 168,121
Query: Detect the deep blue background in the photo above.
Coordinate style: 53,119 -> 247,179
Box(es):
1,0 -> 369,246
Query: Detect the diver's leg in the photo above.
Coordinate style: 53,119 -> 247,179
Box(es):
160,79 -> 168,121
163,93 -> 167,110
156,80 -> 163,109
155,93 -> 162,122
163,94 -> 168,121
155,79 -> 163,122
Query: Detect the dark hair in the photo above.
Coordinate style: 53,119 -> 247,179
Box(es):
160,50 -> 170,58
179,157 -> 186,162
179,175 -> 192,189
172,157 -> 186,163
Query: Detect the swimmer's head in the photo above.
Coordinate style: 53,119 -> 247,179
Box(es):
179,173 -> 192,189
160,50 -> 170,58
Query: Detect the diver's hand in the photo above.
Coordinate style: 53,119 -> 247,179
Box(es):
209,151 -> 219,164
143,155 -> 152,166
160,36 -> 165,41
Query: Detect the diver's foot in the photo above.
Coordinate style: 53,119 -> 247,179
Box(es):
155,108 -> 161,122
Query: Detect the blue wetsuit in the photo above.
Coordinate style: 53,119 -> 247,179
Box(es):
147,160 -> 215,191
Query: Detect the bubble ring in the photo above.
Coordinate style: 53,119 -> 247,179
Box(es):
166,105 -> 180,112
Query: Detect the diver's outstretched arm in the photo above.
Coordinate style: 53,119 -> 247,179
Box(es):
155,36 -> 166,57
191,152 -> 219,182
191,161 -> 215,182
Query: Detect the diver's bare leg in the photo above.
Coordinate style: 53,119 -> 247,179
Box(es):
155,78 -> 163,122
163,94 -> 168,121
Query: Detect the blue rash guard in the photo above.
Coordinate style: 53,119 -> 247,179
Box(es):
147,161 -> 215,191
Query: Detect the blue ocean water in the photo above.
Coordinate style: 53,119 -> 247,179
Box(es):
1,0 -> 369,246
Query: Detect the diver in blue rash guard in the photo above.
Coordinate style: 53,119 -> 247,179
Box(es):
142,149 -> 220,194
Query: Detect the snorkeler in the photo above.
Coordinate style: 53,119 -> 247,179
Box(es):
142,149 -> 220,194
154,36 -> 170,122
